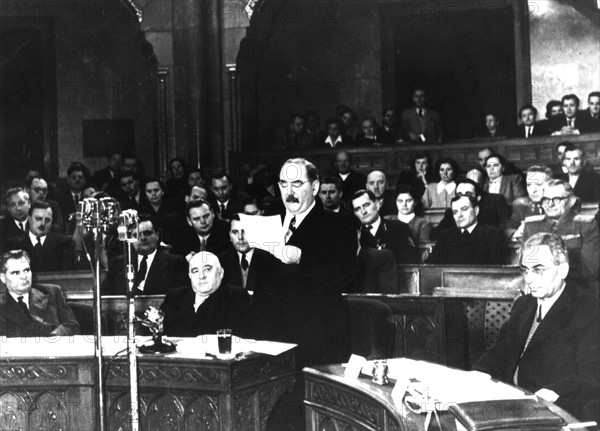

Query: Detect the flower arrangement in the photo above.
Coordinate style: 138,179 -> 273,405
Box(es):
135,306 -> 164,337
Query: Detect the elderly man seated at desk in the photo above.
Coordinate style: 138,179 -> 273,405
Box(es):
473,233 -> 599,424
0,249 -> 80,337
161,252 -> 250,337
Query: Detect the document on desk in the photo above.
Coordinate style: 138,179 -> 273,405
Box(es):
239,214 -> 286,260
376,358 -> 534,407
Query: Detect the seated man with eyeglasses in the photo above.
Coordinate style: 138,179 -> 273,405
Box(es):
473,233 -> 599,424
521,179 -> 599,296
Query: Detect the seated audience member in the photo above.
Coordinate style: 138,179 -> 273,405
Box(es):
398,150 -> 435,200
164,157 -> 188,200
242,197 -> 264,216
57,162 -> 91,234
209,171 -> 249,222
304,110 -> 325,144
118,171 -> 148,211
536,100 -> 562,133
162,185 -> 209,245
338,106 -> 360,139
170,199 -> 232,258
0,249 -> 80,337
483,153 -> 526,205
551,94 -> 583,135
354,117 -> 380,146
26,177 -> 64,234
273,113 -> 315,150
426,195 -> 506,264
171,168 -> 206,211
378,108 -> 401,144
366,170 -> 397,216
139,178 -> 173,224
334,151 -> 366,206
1,188 -> 31,253
473,233 -> 599,423
386,184 -> 431,243
521,179 -> 599,293
351,189 -> 418,264
323,117 -> 353,148
579,91 -> 600,133
422,158 -> 458,209
93,150 -> 122,196
548,141 -> 568,175
507,165 -> 553,239
349,228 -> 398,294
245,164 -> 283,216
121,153 -> 145,178
557,144 -> 600,203
7,202 -> 75,272
162,251 -> 251,337
432,176 -> 511,239
318,176 -> 351,215
103,215 -> 188,296
478,113 -> 507,139
400,88 -> 443,143
477,148 -> 522,178
511,104 -> 550,138
218,215 -> 283,295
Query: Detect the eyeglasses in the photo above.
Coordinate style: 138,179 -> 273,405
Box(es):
519,266 -> 550,276
278,180 -> 310,189
541,196 -> 569,206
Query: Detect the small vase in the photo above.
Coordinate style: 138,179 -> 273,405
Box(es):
139,334 -> 176,354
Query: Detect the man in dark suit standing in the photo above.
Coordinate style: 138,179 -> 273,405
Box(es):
351,189 -> 418,264
103,215 -> 188,296
170,200 -> 232,258
557,144 -> 600,203
7,202 -> 75,272
473,233 -> 599,423
1,188 -> 30,253
0,249 -> 80,337
209,171 -> 249,222
161,251 -> 251,337
400,88 -> 443,143
56,162 -> 90,234
275,157 -> 357,366
426,195 -> 506,264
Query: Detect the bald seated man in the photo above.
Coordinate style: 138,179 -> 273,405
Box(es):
161,252 -> 251,337
366,170 -> 396,217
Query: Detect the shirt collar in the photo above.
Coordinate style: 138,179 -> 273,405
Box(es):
29,231 -> 46,245
462,222 -> 478,234
9,290 -> 30,308
194,293 -> 210,312
437,181 -> 456,194
397,213 -> 415,224
537,283 -> 566,319
238,249 -> 254,268
489,176 -> 503,184
338,172 -> 350,181
368,216 -> 382,234
325,135 -> 343,147
284,200 -> 316,231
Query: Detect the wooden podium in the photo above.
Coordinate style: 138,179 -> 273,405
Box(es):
0,336 -> 296,431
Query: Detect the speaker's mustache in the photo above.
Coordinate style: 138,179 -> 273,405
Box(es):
285,195 -> 299,203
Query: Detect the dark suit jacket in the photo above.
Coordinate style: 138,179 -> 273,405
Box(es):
557,170 -> 600,203
484,174 -> 526,206
426,223 -> 507,265
360,219 -> 418,264
578,110 -> 600,134
473,284 -> 599,418
0,283 -> 80,337
348,248 -> 398,294
218,248 -> 282,293
102,250 -> 188,295
161,284 -> 251,337
550,113 -> 584,133
56,190 -> 78,228
378,190 -> 399,218
337,170 -> 366,205
93,167 -> 121,196
400,108 -> 443,143
511,122 -> 550,138
170,219 -> 232,257
209,190 -> 250,222
7,233 -> 75,272
1,217 -> 27,253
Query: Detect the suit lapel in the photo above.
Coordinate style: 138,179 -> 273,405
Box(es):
0,288 -> 32,326
527,288 -> 573,348
144,252 -> 165,295
29,286 -> 49,322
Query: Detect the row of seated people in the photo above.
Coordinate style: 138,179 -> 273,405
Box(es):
270,90 -> 600,149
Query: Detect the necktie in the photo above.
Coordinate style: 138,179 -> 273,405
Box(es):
366,224 -> 373,232
568,119 -> 573,127
34,237 -> 42,261
241,252 -> 249,270
526,127 -> 531,138
199,236 -> 207,252
285,216 -> 296,243
17,296 -> 32,319
74,194 -> 80,205
220,203 -> 226,216
418,108 -> 424,118
513,304 -> 542,385
135,256 -> 148,288
19,222 -> 25,232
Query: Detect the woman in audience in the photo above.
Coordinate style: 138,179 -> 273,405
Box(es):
483,153 -> 526,205
164,157 -> 188,199
386,184 -> 431,242
398,150 -> 435,200
422,157 -> 459,208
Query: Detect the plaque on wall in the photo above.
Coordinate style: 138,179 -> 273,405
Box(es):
83,119 -> 134,157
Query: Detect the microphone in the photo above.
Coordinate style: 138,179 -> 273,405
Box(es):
118,209 -> 139,242
76,198 -> 99,233
98,197 -> 120,233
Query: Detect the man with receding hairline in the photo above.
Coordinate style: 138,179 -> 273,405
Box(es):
366,170 -> 396,217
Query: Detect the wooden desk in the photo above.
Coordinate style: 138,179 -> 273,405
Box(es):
0,336 -> 296,431
304,364 -> 585,431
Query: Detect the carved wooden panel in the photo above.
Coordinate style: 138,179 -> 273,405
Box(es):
30,391 -> 69,430
183,396 -> 220,431
0,392 -> 28,431
311,382 -> 380,430
0,364 -> 75,383
402,314 -> 437,362
146,394 -> 185,431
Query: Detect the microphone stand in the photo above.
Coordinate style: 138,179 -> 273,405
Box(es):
118,210 -> 140,431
